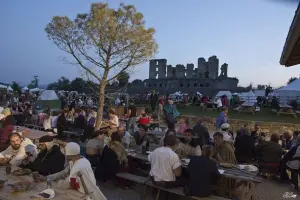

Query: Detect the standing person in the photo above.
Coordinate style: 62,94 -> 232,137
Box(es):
192,119 -> 210,147
163,100 -> 180,130
215,107 -> 228,130
149,90 -> 158,113
126,101 -> 137,135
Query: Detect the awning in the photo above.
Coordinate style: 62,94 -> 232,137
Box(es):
280,2 -> 300,67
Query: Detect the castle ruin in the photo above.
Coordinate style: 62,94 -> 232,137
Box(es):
129,56 -> 239,95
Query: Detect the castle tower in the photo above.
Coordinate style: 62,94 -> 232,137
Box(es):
208,56 -> 219,79
197,57 -> 206,78
149,59 -> 167,79
186,64 -> 194,78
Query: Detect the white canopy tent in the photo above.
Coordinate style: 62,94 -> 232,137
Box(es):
0,84 -> 7,89
7,86 -> 13,91
29,88 -> 42,92
39,90 -> 59,100
277,78 -> 300,103
253,90 -> 265,97
216,91 -> 232,99
239,90 -> 257,104
22,86 -> 29,92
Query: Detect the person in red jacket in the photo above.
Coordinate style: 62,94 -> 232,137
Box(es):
138,113 -> 151,126
0,115 -> 14,144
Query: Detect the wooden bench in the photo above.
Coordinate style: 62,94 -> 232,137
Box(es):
116,173 -> 229,200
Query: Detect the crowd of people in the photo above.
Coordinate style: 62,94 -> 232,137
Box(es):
0,89 -> 299,200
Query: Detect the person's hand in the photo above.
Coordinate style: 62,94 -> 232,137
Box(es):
33,174 -> 47,182
0,157 -> 10,165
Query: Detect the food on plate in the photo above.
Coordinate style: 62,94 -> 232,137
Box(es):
12,168 -> 31,176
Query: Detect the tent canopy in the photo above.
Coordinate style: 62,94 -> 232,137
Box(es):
29,88 -> 41,92
216,91 -> 232,99
0,84 -> 7,89
253,90 -> 265,97
39,90 -> 59,100
239,90 -> 257,104
7,86 -> 13,91
277,78 -> 300,103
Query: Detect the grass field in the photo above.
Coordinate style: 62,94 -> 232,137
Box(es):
177,106 -> 300,124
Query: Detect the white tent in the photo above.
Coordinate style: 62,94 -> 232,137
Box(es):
22,86 -> 29,91
239,90 -> 257,104
277,78 -> 300,103
216,91 -> 232,99
29,88 -> 41,92
7,85 -> 13,91
39,90 -> 59,100
0,84 -> 7,89
253,90 -> 265,97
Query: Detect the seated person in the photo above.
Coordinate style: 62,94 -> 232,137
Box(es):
185,145 -> 220,197
251,123 -> 265,144
279,136 -> 300,181
148,135 -> 182,188
0,115 -> 14,144
23,135 -> 65,175
22,144 -> 38,166
213,132 -> 236,164
34,142 -> 107,200
107,109 -> 119,136
137,112 -> 151,126
255,133 -> 284,169
176,129 -> 201,157
219,123 -> 233,143
86,130 -> 104,166
115,125 -> 132,148
234,127 -> 255,163
95,132 -> 128,182
0,132 -> 37,166
177,118 -> 190,134
160,129 -> 178,146
132,125 -> 150,147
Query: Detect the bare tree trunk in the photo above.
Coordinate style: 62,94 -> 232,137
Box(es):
95,80 -> 107,130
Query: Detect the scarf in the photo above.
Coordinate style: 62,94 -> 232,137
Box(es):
108,141 -> 128,167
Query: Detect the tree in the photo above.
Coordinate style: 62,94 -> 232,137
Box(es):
11,81 -> 21,92
117,71 -> 130,87
265,84 -> 273,97
287,77 -> 297,84
28,75 -> 39,89
257,84 -> 266,90
47,76 -> 70,90
46,3 -> 158,129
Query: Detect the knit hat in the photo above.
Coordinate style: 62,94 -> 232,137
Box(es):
220,123 -> 230,130
65,142 -> 80,156
39,135 -> 54,143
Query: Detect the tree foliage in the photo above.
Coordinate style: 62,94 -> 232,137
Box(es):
287,77 -> 297,84
265,85 -> 273,97
28,75 -> 39,89
11,81 -> 21,92
45,3 -> 158,129
257,84 -> 266,90
117,71 -> 130,87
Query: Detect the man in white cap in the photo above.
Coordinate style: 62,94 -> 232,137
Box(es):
35,142 -> 106,200
220,123 -> 233,143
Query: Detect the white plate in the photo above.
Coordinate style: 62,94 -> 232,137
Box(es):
36,189 -> 55,199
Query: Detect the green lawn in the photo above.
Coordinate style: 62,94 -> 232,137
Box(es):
177,106 -> 300,124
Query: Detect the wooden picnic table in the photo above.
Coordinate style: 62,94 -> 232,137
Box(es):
126,150 -> 262,183
15,126 -> 57,141
237,103 -> 255,115
147,131 -> 200,139
276,104 -> 297,118
0,166 -> 82,200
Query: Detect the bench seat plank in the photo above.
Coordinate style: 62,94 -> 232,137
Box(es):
116,173 -> 149,184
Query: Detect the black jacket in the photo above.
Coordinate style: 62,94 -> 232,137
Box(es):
234,135 -> 255,163
27,145 -> 65,176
